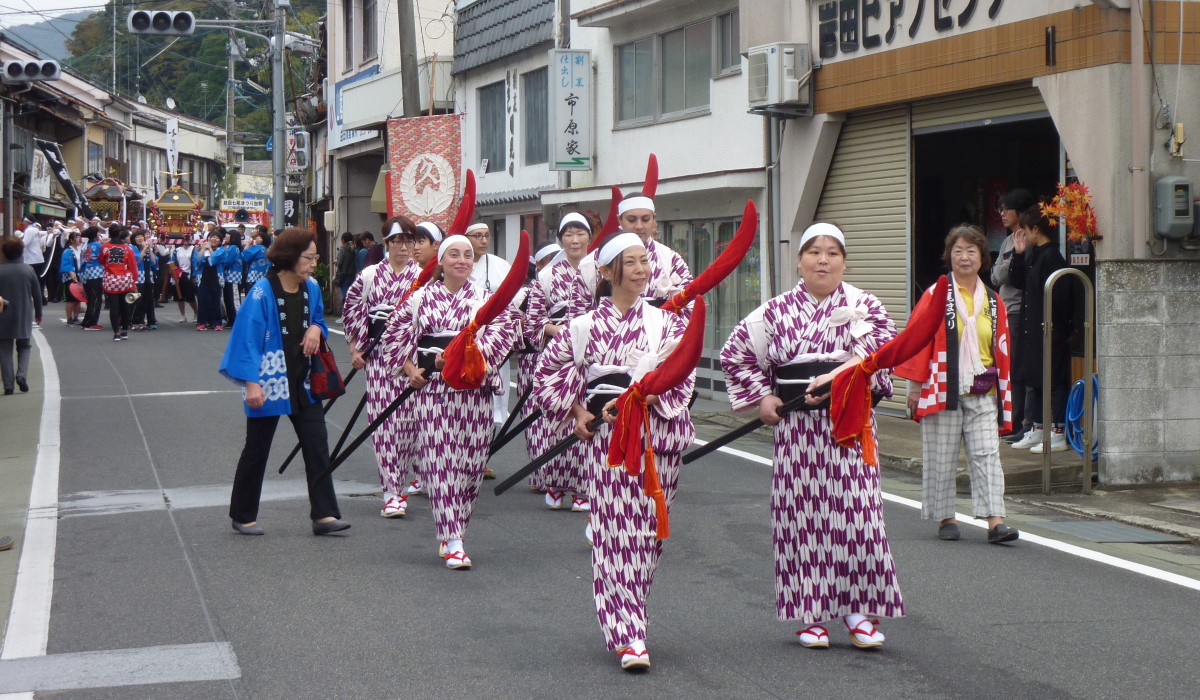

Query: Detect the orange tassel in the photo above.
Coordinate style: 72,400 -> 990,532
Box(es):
459,321 -> 486,387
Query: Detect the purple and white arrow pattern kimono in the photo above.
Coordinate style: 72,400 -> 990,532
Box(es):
343,259 -> 421,497
534,297 -> 695,651
383,279 -> 517,542
524,257 -> 598,494
720,281 -> 905,625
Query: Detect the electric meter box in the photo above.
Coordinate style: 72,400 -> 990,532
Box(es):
1155,176 -> 1194,239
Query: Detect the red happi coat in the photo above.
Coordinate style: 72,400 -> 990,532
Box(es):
894,275 -> 1013,434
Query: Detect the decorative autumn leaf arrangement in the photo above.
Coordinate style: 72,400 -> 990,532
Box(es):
1041,181 -> 1101,243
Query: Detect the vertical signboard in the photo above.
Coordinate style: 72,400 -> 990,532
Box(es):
165,118 -> 179,186
549,49 -> 591,171
386,114 -> 463,229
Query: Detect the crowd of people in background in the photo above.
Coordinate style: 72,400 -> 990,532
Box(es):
15,216 -> 274,342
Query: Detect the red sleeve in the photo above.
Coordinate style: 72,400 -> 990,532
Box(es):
892,285 -> 939,383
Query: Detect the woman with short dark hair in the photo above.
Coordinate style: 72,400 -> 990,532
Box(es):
219,227 -> 349,536
896,224 -> 1018,544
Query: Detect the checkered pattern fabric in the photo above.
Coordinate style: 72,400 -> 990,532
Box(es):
919,393 -> 1007,520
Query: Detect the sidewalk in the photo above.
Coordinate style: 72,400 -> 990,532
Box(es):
691,395 -> 1200,545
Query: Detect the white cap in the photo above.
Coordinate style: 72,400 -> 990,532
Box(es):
416,222 -> 443,242
465,223 -> 489,235
384,220 -> 405,240
534,243 -> 562,263
557,212 -> 591,235
617,196 -> 654,217
438,234 -> 472,261
597,232 -> 643,267
798,222 -> 846,250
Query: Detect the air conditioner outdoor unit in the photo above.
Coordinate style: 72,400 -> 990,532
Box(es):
747,43 -> 811,111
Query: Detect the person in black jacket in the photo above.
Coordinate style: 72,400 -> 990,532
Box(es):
1008,205 -> 1074,454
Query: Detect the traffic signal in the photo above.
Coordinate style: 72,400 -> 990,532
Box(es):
126,10 -> 195,36
1,60 -> 60,84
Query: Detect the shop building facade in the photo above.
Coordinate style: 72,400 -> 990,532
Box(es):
745,0 -> 1200,483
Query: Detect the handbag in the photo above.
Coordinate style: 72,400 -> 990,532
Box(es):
968,367 -> 999,395
308,337 -> 345,400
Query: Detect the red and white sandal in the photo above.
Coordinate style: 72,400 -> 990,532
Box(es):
617,643 -> 650,670
545,489 -> 564,510
795,625 -> 830,648
845,616 -> 884,648
380,495 -> 407,518
571,495 -> 590,512
443,546 -> 472,570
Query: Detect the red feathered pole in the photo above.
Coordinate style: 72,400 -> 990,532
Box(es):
643,153 -> 658,198
446,170 -> 477,236
661,200 -> 757,315
587,185 -> 624,254
440,230 -> 531,390
607,296 -> 706,539
829,274 -> 949,466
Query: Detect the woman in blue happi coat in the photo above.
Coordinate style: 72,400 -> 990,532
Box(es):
219,227 -> 350,537
241,226 -> 271,290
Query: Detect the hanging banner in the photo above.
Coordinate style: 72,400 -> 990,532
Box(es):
34,139 -> 95,219
385,113 -> 463,230
283,193 -> 301,227
165,118 -> 180,186
549,49 -> 592,171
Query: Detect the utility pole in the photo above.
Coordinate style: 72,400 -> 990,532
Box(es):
271,0 -> 287,230
227,29 -> 237,178
397,0 -> 419,117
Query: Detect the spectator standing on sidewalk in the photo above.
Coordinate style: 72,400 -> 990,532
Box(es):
0,236 -> 43,394
1009,205 -> 1074,454
332,232 -> 356,320
991,189 -> 1037,442
895,225 -> 1019,545
20,221 -> 47,307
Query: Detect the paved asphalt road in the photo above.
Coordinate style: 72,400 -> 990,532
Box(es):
2,310 -> 1199,699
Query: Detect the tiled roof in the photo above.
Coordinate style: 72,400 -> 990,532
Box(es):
476,185 -> 552,206
452,0 -> 555,75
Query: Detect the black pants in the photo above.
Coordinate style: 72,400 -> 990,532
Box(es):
81,278 -> 104,327
229,400 -> 341,523
197,282 -> 223,326
222,282 -> 238,326
132,282 -> 157,325
107,293 -> 131,333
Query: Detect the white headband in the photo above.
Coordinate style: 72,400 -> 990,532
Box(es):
438,234 -> 471,261
798,222 -> 846,250
416,221 -> 443,242
557,212 -> 591,235
617,196 -> 655,217
534,243 -> 562,262
384,221 -> 404,240
597,232 -> 643,267
465,223 -> 489,235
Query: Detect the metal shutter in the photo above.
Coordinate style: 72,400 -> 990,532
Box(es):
912,83 -> 1047,133
814,106 -> 910,413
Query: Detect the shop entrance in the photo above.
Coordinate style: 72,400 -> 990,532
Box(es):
911,118 -> 1060,300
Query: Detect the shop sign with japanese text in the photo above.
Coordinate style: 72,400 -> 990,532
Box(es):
812,0 -> 1081,63
549,49 -> 592,172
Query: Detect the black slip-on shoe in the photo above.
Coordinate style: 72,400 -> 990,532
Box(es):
938,522 -> 961,541
231,521 -> 264,536
16,377 -> 28,393
312,519 -> 351,536
988,524 -> 1020,544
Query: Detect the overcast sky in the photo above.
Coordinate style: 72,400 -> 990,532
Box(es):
0,1 -> 115,29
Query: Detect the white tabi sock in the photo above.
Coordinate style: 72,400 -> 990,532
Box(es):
445,538 -> 464,553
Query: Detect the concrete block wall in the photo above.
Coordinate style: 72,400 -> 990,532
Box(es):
1096,260 -> 1200,484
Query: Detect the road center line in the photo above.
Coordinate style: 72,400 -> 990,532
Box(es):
691,438 -> 1200,592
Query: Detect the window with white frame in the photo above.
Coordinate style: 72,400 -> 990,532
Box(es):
717,11 -> 740,74
362,0 -> 377,61
522,68 -> 548,166
87,142 -> 104,176
617,17 -> 724,125
479,81 -> 506,173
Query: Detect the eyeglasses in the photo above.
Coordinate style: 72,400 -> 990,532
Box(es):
465,233 -> 491,240
299,253 -> 319,262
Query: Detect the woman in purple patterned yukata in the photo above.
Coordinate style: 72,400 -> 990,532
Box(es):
533,232 -> 695,671
720,223 -> 904,650
381,234 -> 517,570
524,212 -> 597,510
343,215 -> 422,518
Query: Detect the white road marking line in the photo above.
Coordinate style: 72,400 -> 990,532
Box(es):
2,330 -> 61,661
690,438 -> 1200,593
72,390 -> 240,400
0,642 -> 239,693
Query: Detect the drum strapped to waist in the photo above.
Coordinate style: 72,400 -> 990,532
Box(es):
772,362 -> 843,410
585,373 -> 631,417
415,334 -> 453,375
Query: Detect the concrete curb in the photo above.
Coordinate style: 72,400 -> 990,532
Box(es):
1009,498 -> 1200,546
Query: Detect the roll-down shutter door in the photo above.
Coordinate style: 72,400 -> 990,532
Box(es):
912,83 -> 1047,133
814,106 -> 909,413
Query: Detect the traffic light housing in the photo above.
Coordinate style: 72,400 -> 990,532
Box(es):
126,11 -> 195,36
1,60 -> 60,84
